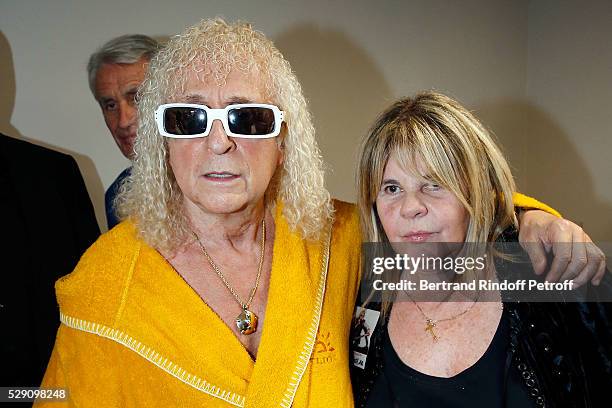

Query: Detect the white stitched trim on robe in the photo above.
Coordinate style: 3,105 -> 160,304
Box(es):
280,227 -> 332,408
59,313 -> 246,407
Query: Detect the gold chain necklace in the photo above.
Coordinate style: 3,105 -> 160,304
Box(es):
403,289 -> 479,342
192,219 -> 265,335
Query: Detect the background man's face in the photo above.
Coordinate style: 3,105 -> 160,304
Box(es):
94,57 -> 148,159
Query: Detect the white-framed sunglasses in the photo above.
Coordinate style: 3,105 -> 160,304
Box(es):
155,103 -> 285,139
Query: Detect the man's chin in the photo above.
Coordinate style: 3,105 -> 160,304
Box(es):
119,144 -> 135,160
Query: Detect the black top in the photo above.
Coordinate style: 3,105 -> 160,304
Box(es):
352,232 -> 612,407
365,308 -> 534,407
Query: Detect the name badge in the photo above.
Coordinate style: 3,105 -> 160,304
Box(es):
351,306 -> 380,369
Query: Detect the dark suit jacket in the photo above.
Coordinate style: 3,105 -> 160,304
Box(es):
0,133 -> 100,386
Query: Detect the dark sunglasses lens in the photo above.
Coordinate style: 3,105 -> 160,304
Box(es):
164,107 -> 207,135
228,107 -> 275,135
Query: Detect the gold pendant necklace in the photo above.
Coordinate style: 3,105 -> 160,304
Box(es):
424,318 -> 439,342
403,290 -> 479,342
192,219 -> 265,335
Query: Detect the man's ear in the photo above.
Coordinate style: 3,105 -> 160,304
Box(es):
277,142 -> 284,166
276,128 -> 285,166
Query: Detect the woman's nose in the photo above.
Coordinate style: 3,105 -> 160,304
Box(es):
399,193 -> 428,219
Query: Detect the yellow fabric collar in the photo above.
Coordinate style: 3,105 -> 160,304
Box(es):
56,202 -> 332,407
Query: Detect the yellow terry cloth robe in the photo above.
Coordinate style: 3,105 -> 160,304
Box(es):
37,194 -> 556,407
37,200 -> 362,407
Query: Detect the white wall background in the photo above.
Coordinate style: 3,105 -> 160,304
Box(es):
1,0 -> 610,239
523,0 -> 612,241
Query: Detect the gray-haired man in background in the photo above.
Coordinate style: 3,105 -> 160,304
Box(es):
87,34 -> 160,229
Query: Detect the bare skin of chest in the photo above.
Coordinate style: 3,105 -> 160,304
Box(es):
164,239 -> 275,359
388,301 -> 503,378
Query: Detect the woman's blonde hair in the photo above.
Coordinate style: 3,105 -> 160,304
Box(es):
357,91 -> 518,312
358,91 -> 517,245
117,18 -> 332,252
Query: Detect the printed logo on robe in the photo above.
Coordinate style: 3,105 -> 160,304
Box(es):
351,306 -> 380,370
310,331 -> 336,365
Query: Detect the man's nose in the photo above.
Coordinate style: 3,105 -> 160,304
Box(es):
207,119 -> 235,155
118,102 -> 137,129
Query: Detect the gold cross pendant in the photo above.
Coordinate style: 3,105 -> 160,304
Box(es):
425,318 -> 439,342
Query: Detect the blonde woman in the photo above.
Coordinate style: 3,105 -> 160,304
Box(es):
352,92 -> 609,407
